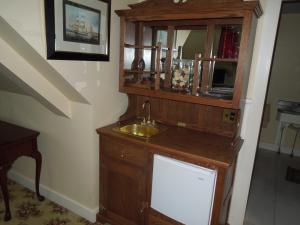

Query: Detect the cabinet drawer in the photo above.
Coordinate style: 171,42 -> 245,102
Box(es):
101,135 -> 148,168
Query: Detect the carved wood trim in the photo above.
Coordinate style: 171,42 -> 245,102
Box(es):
116,0 -> 262,19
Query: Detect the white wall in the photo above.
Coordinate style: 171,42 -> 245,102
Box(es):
228,0 -> 282,225
260,13 -> 300,150
0,0 -> 136,221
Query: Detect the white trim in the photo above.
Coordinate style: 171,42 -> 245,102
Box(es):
242,98 -> 253,105
259,142 -> 300,157
228,0 -> 283,224
8,170 -> 98,223
244,99 -> 253,104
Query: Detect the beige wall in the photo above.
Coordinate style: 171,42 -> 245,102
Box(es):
260,13 -> 300,149
229,0 -> 282,224
182,30 -> 206,59
0,0 -> 136,213
0,0 -> 285,224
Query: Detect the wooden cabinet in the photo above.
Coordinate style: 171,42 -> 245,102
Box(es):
99,158 -> 147,225
115,0 -> 262,109
97,125 -> 242,225
97,135 -> 149,225
97,1 -> 262,224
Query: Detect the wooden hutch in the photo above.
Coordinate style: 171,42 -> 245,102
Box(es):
96,0 -> 262,225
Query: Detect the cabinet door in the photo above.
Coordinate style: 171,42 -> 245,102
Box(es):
100,157 -> 147,225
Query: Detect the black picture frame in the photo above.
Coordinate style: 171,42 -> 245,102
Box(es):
45,0 -> 111,61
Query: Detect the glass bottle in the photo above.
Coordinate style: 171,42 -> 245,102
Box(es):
172,59 -> 192,92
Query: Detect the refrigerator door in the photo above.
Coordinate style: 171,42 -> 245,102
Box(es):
151,154 -> 217,225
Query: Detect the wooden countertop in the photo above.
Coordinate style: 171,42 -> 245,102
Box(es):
97,123 -> 243,169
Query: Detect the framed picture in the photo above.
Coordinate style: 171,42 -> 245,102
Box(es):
45,0 -> 111,61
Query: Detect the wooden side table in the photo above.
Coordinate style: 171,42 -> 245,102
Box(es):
0,121 -> 44,221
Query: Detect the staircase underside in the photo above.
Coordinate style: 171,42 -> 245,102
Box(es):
0,16 -> 90,118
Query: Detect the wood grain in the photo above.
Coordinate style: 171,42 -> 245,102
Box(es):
97,126 -> 242,225
122,95 -> 240,138
116,0 -> 261,109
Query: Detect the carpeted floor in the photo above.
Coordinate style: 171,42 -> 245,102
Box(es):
0,180 -> 103,225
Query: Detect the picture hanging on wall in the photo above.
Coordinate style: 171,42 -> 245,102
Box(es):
45,0 -> 111,61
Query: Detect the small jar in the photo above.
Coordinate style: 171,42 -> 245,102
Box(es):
171,60 -> 192,92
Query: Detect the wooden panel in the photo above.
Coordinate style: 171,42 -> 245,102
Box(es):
144,18 -> 243,27
133,95 -> 239,138
98,123 -> 242,169
116,0 -> 262,20
164,26 -> 175,88
219,158 -> 237,224
99,157 -> 146,225
117,0 -> 261,109
120,17 -> 126,90
235,13 -> 258,109
232,13 -> 252,107
148,208 -> 184,225
101,135 -> 148,168
97,127 -> 242,225
201,24 -> 215,93
122,87 -> 237,109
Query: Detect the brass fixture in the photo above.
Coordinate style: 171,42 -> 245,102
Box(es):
116,124 -> 159,138
142,100 -> 155,126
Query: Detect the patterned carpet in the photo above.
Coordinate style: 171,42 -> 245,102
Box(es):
0,180 -> 103,225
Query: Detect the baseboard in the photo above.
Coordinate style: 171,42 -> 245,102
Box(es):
8,170 -> 99,222
259,142 -> 300,157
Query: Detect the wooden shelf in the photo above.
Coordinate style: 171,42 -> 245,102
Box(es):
118,1 -> 261,109
124,70 -> 156,74
196,57 -> 238,63
124,43 -> 158,49
121,86 -> 236,109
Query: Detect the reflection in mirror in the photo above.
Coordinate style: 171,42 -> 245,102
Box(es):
176,29 -> 206,60
211,62 -> 236,89
204,61 -> 236,99
155,27 -> 207,92
213,25 -> 242,59
171,28 -> 206,92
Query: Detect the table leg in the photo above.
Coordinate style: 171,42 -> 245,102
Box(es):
0,167 -> 11,221
31,151 -> 45,202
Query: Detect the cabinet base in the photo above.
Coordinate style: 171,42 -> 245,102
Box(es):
97,212 -> 138,225
96,213 -> 118,225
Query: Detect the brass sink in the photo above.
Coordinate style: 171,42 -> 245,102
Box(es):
114,123 -> 161,138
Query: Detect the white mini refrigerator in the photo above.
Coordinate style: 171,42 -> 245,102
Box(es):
151,155 -> 217,225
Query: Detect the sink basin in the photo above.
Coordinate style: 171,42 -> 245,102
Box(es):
114,124 -> 160,138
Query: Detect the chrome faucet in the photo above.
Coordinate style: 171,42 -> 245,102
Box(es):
142,100 -> 153,125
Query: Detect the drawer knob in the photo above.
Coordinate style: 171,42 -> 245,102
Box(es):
121,151 -> 125,158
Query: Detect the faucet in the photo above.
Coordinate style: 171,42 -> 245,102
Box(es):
142,100 -> 153,125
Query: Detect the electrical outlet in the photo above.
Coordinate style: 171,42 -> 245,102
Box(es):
223,109 -> 237,123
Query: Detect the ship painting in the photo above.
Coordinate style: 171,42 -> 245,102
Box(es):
63,0 -> 101,45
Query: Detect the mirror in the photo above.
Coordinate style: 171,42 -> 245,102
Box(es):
176,29 -> 206,60
208,24 -> 241,93
211,62 -> 236,88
